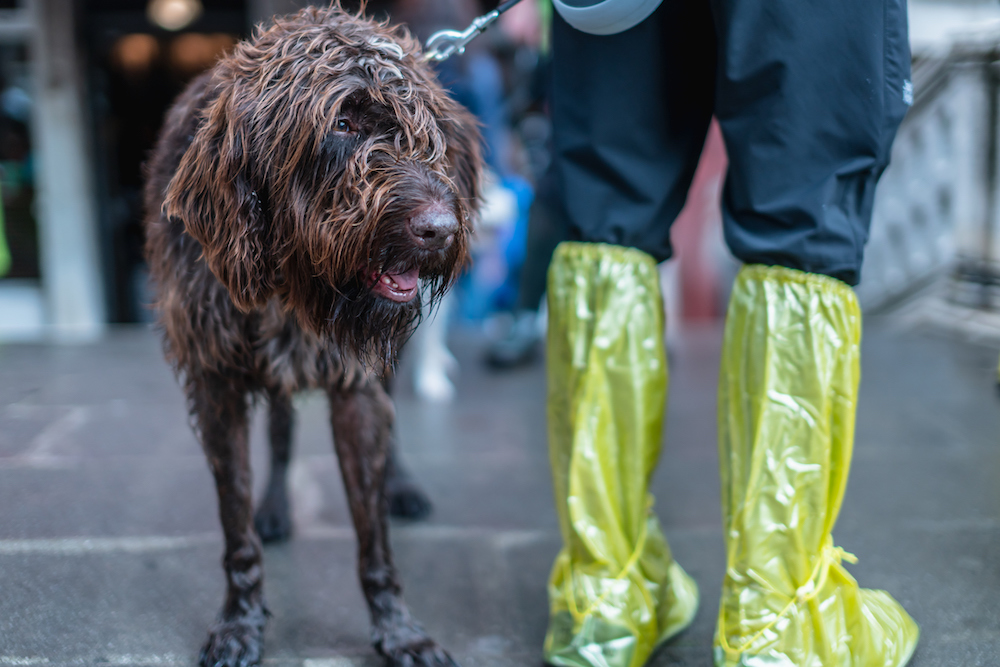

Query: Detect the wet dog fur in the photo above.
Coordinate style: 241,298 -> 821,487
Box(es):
143,6 -> 481,666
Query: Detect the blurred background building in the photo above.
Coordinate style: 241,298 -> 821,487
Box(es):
0,0 -> 259,340
3,0 -> 1000,342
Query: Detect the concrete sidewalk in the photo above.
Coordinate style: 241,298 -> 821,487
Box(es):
0,321 -> 998,666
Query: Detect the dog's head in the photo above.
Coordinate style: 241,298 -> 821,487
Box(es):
164,4 -> 481,365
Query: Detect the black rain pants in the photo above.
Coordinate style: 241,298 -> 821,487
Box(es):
551,0 -> 912,285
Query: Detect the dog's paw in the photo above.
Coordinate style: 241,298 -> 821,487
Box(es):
386,641 -> 460,667
199,618 -> 264,667
254,493 -> 292,543
376,625 -> 460,667
386,479 -> 433,520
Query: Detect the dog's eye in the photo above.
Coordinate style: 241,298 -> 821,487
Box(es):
335,118 -> 355,134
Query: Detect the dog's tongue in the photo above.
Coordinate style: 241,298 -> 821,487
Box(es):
386,268 -> 419,291
369,266 -> 420,303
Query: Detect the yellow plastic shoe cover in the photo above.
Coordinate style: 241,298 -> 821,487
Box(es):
544,242 -> 698,667
715,264 -> 919,667
0,182 -> 10,278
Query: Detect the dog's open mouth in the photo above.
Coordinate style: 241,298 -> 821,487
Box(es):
369,267 -> 420,303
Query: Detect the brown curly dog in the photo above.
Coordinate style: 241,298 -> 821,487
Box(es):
143,5 -> 481,666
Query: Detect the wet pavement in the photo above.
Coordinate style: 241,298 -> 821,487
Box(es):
0,320 -> 998,666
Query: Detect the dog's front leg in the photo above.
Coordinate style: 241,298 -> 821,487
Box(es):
190,374 -> 267,667
328,382 -> 459,667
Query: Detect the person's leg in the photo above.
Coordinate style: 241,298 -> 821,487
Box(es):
712,0 -> 910,284
484,171 -> 567,369
711,1 -> 918,665
543,4 -> 715,666
544,243 -> 700,667
552,3 -> 715,261
516,173 -> 567,315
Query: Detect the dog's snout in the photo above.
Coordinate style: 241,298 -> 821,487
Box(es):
407,206 -> 458,251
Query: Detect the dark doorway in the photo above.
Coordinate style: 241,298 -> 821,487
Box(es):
83,0 -> 247,322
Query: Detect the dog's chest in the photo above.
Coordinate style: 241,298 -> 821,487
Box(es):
252,302 -> 365,394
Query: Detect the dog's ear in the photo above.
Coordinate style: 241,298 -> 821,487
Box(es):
163,85 -> 276,312
440,104 -> 483,210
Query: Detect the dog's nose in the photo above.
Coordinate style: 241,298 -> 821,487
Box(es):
407,207 -> 458,251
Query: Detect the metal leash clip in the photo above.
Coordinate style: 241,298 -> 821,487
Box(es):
423,9 -> 502,62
